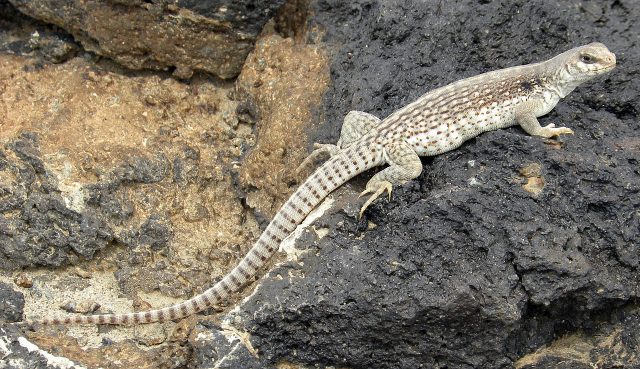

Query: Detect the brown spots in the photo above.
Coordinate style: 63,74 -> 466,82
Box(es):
252,248 -> 268,261
191,299 -> 199,310
229,274 -> 241,287
304,181 -> 314,190
310,188 -> 320,199
281,211 -> 295,224
144,312 -> 152,321
110,316 -> 117,324
157,310 -> 165,321
265,229 -> 280,242
203,295 -> 212,306
212,288 -> 223,300
98,315 -> 105,324
122,315 -> 130,324
133,314 -> 141,324
246,257 -> 258,270
220,279 -> 232,293
64,317 -> 71,324
237,265 -> 252,279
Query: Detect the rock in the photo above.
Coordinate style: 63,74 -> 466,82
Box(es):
195,0 -> 639,368
0,132 -> 115,268
0,0 -> 638,367
7,0 -> 286,78
190,323 -> 263,369
0,283 -> 24,323
27,30 -> 78,63
0,325 -> 75,369
14,273 -> 33,288
234,30 -> 330,221
515,308 -> 640,368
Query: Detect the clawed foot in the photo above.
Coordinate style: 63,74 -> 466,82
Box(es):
358,181 -> 393,218
296,143 -> 340,175
541,123 -> 574,138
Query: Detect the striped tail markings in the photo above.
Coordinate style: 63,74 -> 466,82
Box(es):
29,144 -> 382,326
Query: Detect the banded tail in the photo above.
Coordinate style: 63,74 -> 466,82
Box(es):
26,144 -> 381,325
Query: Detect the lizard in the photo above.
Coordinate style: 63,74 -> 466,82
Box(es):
23,42 -> 615,326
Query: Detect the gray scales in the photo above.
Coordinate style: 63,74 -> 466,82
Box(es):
23,42 -> 616,326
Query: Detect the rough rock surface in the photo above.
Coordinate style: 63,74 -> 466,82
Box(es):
0,325 -> 75,369
0,1 -> 329,367
0,0 -> 79,63
515,307 -> 640,368
1,0 -> 638,368
8,0 -> 286,78
0,282 -> 24,323
194,0 -> 639,368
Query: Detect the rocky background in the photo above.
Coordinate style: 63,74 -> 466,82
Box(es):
0,0 -> 638,368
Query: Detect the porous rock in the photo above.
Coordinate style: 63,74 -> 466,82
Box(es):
197,0 -> 640,368
8,0 -> 286,78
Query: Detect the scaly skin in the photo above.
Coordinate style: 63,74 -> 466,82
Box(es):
25,42 -> 615,326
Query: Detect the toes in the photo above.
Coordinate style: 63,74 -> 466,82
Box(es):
358,181 -> 393,218
549,127 -> 574,137
359,199 -> 374,218
358,188 -> 372,198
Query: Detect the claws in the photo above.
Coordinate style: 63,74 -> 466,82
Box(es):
541,123 -> 574,138
358,181 -> 393,218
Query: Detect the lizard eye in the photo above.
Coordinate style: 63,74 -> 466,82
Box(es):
580,54 -> 595,64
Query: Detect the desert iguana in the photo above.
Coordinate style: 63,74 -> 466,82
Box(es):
24,42 -> 616,325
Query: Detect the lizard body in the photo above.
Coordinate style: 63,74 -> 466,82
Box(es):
27,42 -> 615,326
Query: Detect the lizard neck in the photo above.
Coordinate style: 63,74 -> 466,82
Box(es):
541,50 -> 596,98
546,66 -> 580,98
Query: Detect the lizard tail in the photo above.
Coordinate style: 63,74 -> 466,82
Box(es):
25,144 -> 381,325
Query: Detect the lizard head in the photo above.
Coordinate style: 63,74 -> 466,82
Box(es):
552,42 -> 616,82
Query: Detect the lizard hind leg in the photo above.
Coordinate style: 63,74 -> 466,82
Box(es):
297,111 -> 382,174
296,142 -> 340,175
359,140 -> 422,218
338,110 -> 382,148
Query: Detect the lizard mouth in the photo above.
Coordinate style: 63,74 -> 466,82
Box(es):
595,64 -> 616,72
593,63 -> 616,72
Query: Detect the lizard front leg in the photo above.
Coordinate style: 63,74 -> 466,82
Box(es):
359,140 -> 422,217
297,111 -> 382,173
516,100 -> 574,138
